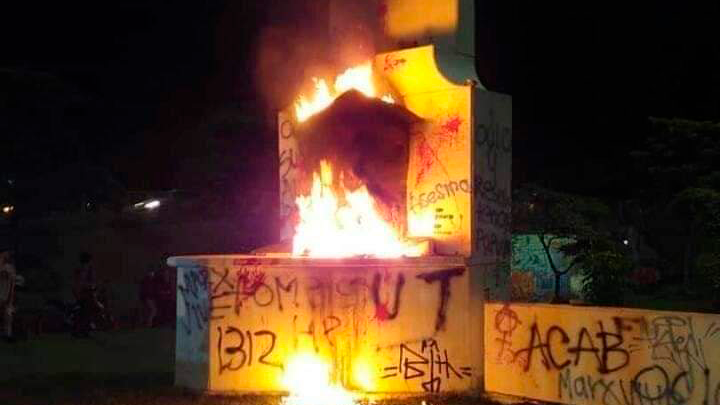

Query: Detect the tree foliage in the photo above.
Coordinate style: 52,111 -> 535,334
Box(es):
631,117 -> 720,292
513,184 -> 627,303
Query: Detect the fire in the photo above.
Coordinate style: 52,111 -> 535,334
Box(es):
295,62 -> 394,122
293,161 -> 422,258
408,210 -> 436,237
281,352 -> 358,405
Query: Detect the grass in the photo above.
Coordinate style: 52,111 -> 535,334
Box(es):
0,327 -> 175,381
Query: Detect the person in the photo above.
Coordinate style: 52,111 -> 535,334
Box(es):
73,252 -> 96,299
140,266 -> 158,327
0,250 -> 17,342
72,252 -> 98,337
153,265 -> 174,327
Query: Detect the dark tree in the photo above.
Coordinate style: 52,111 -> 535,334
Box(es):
631,118 -> 720,293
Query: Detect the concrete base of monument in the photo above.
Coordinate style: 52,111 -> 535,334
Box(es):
169,254 -> 509,395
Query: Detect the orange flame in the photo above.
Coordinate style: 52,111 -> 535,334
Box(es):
281,352 -> 358,405
294,61 -> 394,122
293,161 -> 423,258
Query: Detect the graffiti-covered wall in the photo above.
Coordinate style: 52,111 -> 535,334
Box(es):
485,303 -> 720,405
511,235 -> 579,301
173,256 -> 499,394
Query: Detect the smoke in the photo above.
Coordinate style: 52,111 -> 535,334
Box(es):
253,0 -> 380,111
254,24 -> 329,112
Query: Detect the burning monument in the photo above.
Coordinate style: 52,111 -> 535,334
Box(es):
170,0 -> 511,398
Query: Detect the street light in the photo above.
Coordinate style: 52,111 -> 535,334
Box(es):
2,205 -> 14,215
144,200 -> 161,210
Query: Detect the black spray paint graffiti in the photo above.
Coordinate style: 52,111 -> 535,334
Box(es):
209,267 -> 465,334
493,306 -> 720,405
292,314 -> 344,353
381,339 -> 472,392
473,107 -> 511,262
372,272 -> 405,321
474,108 -> 511,182
558,365 -> 720,405
217,327 -> 283,374
408,179 -> 471,213
416,267 -> 466,332
177,267 -> 210,334
209,267 -> 300,316
512,317 -> 639,374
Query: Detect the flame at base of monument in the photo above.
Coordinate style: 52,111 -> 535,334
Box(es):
281,352 -> 361,405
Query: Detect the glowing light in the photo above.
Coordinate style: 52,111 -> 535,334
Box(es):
144,200 -> 161,210
408,210 -> 436,237
294,61 -> 394,122
623,239 -> 629,246
281,352 -> 357,405
2,205 -> 14,214
351,356 -> 376,392
293,160 -> 422,258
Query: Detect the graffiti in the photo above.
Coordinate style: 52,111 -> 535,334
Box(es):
279,148 -> 300,181
417,267 -> 465,332
512,319 -> 633,374
473,102 -> 511,263
208,267 -> 301,316
494,304 -> 521,362
371,272 -> 405,321
279,119 -> 294,139
440,116 -> 462,137
335,276 -> 369,311
511,235 -> 575,301
409,178 -> 470,213
473,174 -> 511,207
292,314 -> 344,352
510,272 -> 535,301
233,266 -> 269,313
275,276 -> 299,311
383,53 -> 407,72
217,327 -> 282,373
279,115 -> 302,240
558,365 -> 720,405
485,303 -> 720,405
381,339 -> 472,392
475,200 -> 511,230
177,262 -> 472,392
474,108 -> 511,179
414,135 -> 436,186
475,228 -> 511,259
177,267 -> 210,334
413,114 -> 465,187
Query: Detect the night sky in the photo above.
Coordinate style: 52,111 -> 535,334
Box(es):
1,1 -> 719,202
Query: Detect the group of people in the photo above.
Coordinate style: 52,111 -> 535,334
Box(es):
75,254 -> 176,332
0,250 -> 176,342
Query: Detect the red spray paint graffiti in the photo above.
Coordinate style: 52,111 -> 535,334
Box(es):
413,115 -> 463,186
234,267 -> 266,313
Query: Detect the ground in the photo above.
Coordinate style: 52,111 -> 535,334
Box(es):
0,328 -> 493,405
